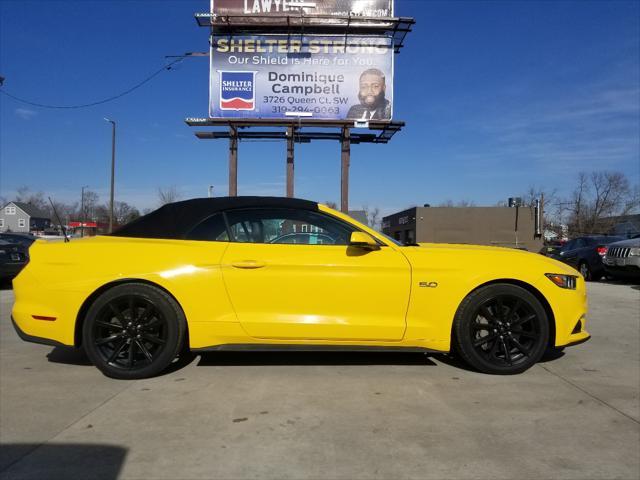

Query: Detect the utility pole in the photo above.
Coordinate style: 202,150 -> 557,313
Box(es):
80,185 -> 88,238
341,126 -> 351,213
286,126 -> 295,197
104,118 -> 116,233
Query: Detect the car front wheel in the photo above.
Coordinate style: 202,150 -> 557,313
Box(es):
453,284 -> 549,375
82,283 -> 186,379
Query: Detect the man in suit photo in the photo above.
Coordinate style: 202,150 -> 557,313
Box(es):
346,68 -> 392,120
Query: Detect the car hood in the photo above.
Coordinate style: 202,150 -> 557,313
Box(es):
403,242 -> 578,275
606,238 -> 640,248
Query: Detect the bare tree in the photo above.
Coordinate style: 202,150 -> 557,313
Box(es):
520,185 -> 563,234
438,199 -> 476,207
324,200 -> 338,209
49,200 -> 78,228
15,186 -> 48,212
80,190 -> 100,222
113,201 -> 140,225
565,171 -> 639,236
158,186 -> 182,206
94,201 -> 139,226
523,186 -> 558,208
362,205 -> 381,230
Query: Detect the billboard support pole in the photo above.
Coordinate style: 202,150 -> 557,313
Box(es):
341,126 -> 350,213
286,126 -> 295,198
229,125 -> 238,196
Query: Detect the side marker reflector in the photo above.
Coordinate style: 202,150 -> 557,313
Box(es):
32,315 -> 57,321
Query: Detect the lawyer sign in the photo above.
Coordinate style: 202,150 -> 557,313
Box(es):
211,0 -> 393,18
209,35 -> 394,120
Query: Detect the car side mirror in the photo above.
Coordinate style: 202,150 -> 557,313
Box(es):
349,232 -> 380,250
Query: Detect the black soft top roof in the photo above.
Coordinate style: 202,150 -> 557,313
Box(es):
112,196 -> 318,239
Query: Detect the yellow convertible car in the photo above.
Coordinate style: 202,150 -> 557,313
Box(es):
12,197 -> 589,379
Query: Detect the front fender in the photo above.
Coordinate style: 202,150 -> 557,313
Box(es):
401,246 -> 587,351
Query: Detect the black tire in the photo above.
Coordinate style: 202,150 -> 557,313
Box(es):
579,262 -> 592,281
453,284 -> 549,375
543,345 -> 565,361
82,283 -> 186,379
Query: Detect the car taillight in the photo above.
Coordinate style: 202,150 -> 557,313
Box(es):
597,246 -> 608,257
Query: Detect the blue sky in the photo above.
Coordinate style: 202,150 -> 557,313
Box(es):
1,0 -> 638,216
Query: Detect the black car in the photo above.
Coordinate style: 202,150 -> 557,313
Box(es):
553,235 -> 625,281
0,232 -> 37,248
539,239 -> 565,257
0,239 -> 29,282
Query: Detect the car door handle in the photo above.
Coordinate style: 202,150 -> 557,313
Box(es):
231,260 -> 266,269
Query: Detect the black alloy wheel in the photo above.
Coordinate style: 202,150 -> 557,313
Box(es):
453,284 -> 549,374
83,283 -> 186,379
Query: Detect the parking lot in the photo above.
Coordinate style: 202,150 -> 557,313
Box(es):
0,281 -> 638,480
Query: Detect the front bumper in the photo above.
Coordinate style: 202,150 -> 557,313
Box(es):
544,272 -> 590,348
557,314 -> 591,348
603,256 -> 640,279
564,334 -> 591,347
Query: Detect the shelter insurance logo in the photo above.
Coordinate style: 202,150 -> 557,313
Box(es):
219,71 -> 256,110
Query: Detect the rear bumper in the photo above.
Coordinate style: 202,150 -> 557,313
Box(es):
11,316 -> 66,347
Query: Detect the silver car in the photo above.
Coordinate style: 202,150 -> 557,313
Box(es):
603,235 -> 640,281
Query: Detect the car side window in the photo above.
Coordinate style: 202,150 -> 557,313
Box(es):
563,240 -> 575,251
185,214 -> 229,241
224,208 -> 357,245
574,238 -> 586,249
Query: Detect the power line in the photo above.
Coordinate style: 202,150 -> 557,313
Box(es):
0,57 -> 186,110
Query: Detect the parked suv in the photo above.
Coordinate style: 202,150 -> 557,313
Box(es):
553,235 -> 624,281
603,235 -> 640,281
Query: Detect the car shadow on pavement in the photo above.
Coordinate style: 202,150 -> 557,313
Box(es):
431,348 -> 566,372
0,280 -> 13,291
429,353 -> 477,372
46,346 -> 93,366
598,278 -> 640,287
197,351 -> 438,367
0,443 -> 127,479
539,348 -> 566,363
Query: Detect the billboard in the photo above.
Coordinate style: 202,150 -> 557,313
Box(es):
211,0 -> 394,18
209,35 -> 394,120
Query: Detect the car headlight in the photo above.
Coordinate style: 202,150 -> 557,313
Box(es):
629,247 -> 640,256
545,273 -> 577,289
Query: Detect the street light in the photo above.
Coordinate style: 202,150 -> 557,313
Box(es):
104,118 -> 116,233
208,185 -> 214,198
80,185 -> 89,238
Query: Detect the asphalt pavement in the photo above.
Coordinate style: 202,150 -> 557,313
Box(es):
0,281 -> 638,480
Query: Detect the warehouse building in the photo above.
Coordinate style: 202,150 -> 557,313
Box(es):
382,204 -> 543,252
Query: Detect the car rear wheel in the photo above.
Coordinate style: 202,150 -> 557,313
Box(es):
82,283 -> 186,379
453,284 -> 549,375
